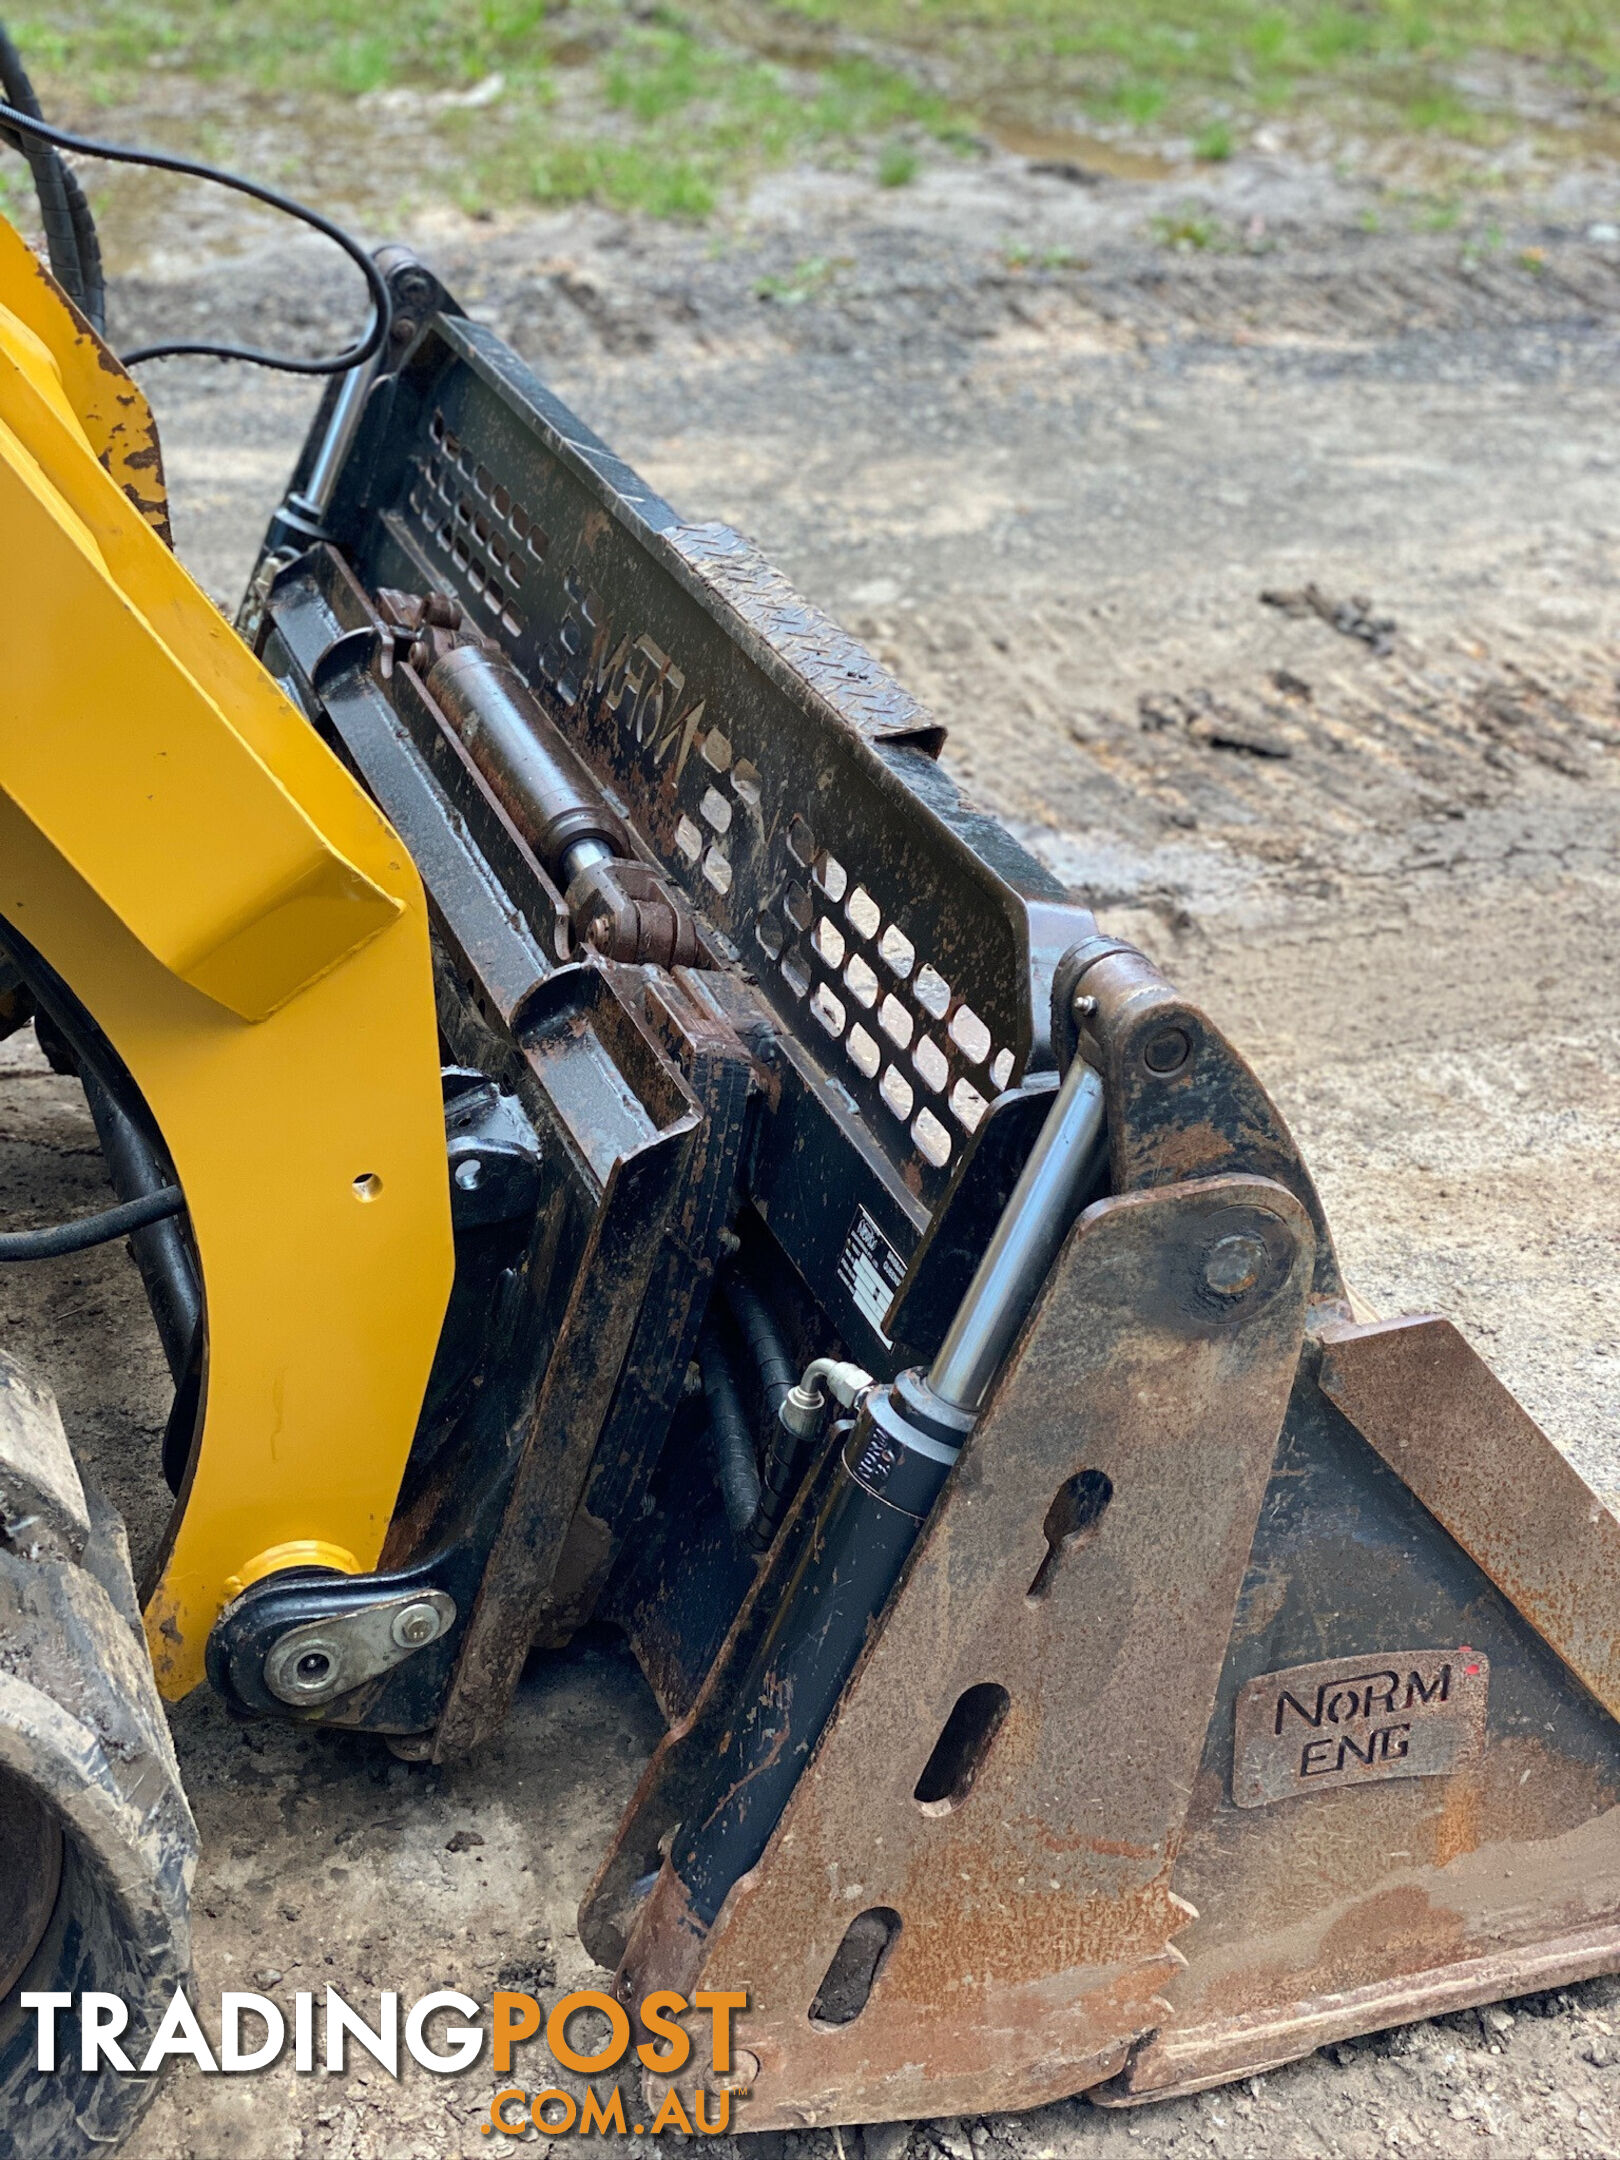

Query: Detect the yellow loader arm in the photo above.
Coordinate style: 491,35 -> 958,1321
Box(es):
0,217 -> 454,1693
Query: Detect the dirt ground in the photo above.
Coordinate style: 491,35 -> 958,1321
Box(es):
6,119 -> 1620,2159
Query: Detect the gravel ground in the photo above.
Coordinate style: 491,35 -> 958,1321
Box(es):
5,125 -> 1620,2158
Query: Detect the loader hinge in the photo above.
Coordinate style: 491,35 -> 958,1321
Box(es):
205,1560 -> 461,1733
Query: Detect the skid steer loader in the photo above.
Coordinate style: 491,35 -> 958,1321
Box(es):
1,49 -> 1619,2159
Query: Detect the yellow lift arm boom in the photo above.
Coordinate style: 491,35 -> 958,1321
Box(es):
0,217 -> 454,1694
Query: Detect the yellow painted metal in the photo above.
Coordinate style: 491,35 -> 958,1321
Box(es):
0,222 -> 455,1695
223,1542 -> 362,1603
0,217 -> 172,540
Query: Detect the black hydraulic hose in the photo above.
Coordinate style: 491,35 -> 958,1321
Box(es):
697,1332 -> 762,1540
0,24 -> 100,330
0,918 -> 204,1490
81,1072 -> 200,1384
721,1270 -> 805,1550
0,97 -> 390,375
0,1186 -> 184,1262
721,1272 -> 796,1418
0,918 -> 203,1352
59,161 -> 105,334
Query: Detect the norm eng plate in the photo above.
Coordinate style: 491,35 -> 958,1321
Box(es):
1233,1646 -> 1489,1809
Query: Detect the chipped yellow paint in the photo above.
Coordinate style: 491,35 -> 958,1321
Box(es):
0,214 -> 171,541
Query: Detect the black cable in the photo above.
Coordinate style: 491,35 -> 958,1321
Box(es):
0,97 -> 390,374
0,1185 -> 184,1262
0,25 -> 99,330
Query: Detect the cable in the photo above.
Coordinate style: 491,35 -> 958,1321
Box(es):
0,1185 -> 184,1262
0,96 -> 390,374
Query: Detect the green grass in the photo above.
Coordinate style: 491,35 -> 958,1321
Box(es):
4,0 -> 564,95
753,253 -> 849,303
5,1 -> 1620,224
468,25 -> 956,215
878,139 -> 920,186
1151,208 -> 1226,251
784,0 -> 1620,139
7,4 -> 963,220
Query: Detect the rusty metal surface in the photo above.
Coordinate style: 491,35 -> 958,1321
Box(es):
581,1427 -> 853,1973
536,967 -> 756,1643
1320,1315 -> 1620,1723
1109,1346 -> 1620,2102
1072,943 -> 1345,1306
430,967 -> 710,1760
1098,1918 -> 1620,2105
616,1174 -> 1313,2128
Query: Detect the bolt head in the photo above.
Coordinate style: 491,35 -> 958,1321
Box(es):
708,2050 -> 760,2096
1204,1232 -> 1268,1297
273,1635 -> 344,1699
392,1601 -> 443,1650
454,1157 -> 484,1191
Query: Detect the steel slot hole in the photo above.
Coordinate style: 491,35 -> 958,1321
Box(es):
808,1906 -> 902,2029
1027,1469 -> 1114,1599
913,1682 -> 1010,1814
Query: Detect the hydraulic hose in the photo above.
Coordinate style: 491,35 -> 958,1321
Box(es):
697,1331 -> 762,1539
59,162 -> 104,333
80,1072 -> 200,1384
721,1273 -> 796,1419
720,1271 -> 802,1548
0,1186 -> 183,1262
0,920 -> 203,1491
0,23 -> 103,332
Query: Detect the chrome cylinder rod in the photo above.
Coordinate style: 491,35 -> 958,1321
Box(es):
284,309 -> 382,527
927,1044 -> 1106,1411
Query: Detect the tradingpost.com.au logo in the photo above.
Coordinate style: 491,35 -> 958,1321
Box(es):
22,1985 -> 749,2137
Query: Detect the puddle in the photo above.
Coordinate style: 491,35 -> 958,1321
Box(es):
991,123 -> 1178,183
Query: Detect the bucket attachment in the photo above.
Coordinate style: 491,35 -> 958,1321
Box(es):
224,257 -> 1620,2129
588,1218 -> 1620,2125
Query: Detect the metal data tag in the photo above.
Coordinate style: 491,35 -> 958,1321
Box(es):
1232,1647 -> 1489,1808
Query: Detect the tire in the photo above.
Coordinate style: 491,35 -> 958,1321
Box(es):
0,1349 -> 197,2157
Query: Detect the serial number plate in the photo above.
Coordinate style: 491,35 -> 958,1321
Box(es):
1232,1647 -> 1489,1809
837,1205 -> 905,1348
